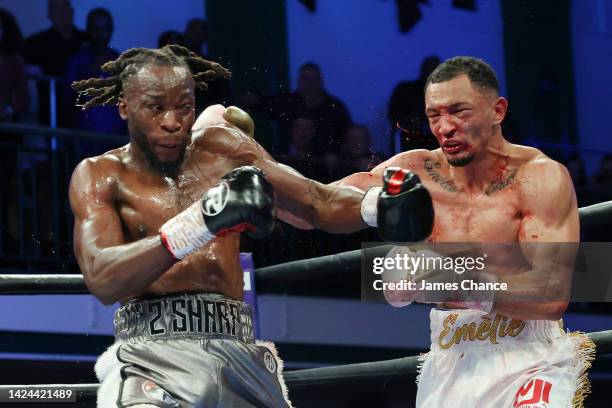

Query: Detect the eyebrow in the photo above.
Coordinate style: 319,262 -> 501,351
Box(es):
141,93 -> 165,99
426,102 -> 471,113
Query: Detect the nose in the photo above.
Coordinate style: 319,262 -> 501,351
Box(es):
438,115 -> 457,138
160,110 -> 182,133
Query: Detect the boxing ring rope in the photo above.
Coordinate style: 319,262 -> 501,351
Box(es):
0,201 -> 609,295
0,329 -> 611,403
0,201 -> 609,403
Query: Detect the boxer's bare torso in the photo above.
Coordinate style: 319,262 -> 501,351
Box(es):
73,129 -> 257,302
336,74 -> 578,319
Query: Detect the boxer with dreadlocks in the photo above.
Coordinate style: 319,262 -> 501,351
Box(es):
69,44 -> 434,407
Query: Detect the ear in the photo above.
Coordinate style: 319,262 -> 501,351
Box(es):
493,96 -> 508,126
118,97 -> 128,120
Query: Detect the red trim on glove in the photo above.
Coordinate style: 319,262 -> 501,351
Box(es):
216,223 -> 257,237
387,169 -> 409,195
159,233 -> 179,261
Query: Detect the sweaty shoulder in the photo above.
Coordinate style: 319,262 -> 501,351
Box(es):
513,145 -> 565,178
69,148 -> 126,204
374,149 -> 437,176
514,146 -> 572,202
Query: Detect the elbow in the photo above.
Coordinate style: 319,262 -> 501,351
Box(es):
96,290 -> 119,306
86,278 -> 119,305
83,266 -> 121,305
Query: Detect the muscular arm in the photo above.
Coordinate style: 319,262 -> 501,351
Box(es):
69,159 -> 175,305
193,106 -> 368,233
331,151 -> 423,190
493,160 -> 579,320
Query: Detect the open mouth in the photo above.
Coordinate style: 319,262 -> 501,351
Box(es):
442,141 -> 467,154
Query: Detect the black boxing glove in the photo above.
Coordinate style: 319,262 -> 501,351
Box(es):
360,167 -> 434,242
160,166 -> 275,259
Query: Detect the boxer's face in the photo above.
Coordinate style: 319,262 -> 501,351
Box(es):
425,74 -> 503,167
119,64 -> 195,175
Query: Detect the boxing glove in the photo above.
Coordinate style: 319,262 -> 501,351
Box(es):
160,166 -> 275,259
362,167 -> 434,242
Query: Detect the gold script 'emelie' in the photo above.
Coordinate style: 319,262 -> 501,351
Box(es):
438,313 -> 526,350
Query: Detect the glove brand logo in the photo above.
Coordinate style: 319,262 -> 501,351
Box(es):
263,351 -> 277,373
141,380 -> 179,407
513,378 -> 552,407
203,182 -> 230,216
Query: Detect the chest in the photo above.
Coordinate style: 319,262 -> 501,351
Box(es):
116,162 -> 231,240
422,178 -> 522,242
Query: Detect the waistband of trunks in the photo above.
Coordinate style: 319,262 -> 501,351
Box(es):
114,292 -> 255,343
430,308 -> 565,352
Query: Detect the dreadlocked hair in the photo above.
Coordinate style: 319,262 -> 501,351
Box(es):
71,44 -> 231,110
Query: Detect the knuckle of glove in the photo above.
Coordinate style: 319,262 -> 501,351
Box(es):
383,167 -> 420,195
222,165 -> 266,182
378,185 -> 434,242
241,173 -> 276,239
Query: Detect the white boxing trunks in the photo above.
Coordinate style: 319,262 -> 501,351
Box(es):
416,308 -> 595,408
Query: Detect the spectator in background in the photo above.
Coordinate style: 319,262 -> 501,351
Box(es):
388,55 -> 440,152
263,62 -> 352,154
0,8 -> 29,255
184,18 -> 208,57
282,115 -> 328,181
65,8 -> 124,137
593,154 -> 612,202
183,18 -> 230,113
158,30 -> 184,48
341,124 -> 375,171
24,0 -> 87,126
563,153 -> 591,206
0,8 -> 29,122
533,69 -> 562,142
331,124 -> 386,180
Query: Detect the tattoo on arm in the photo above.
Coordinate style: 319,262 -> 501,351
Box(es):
424,159 -> 457,192
485,169 -> 517,195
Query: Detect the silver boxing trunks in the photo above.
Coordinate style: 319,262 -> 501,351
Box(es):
95,293 -> 292,408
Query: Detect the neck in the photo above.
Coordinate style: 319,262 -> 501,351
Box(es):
127,142 -> 181,179
446,133 -> 511,193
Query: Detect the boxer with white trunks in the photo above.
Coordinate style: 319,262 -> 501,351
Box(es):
335,56 -> 593,407
69,45 -> 434,407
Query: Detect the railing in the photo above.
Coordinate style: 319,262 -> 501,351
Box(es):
0,123 -> 126,273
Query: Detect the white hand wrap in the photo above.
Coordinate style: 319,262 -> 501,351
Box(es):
361,186 -> 381,227
159,200 -> 215,260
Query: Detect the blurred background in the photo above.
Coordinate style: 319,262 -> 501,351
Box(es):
0,0 -> 610,406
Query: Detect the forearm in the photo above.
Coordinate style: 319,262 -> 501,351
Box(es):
258,158 -> 368,233
280,180 -> 367,233
80,236 -> 175,304
310,181 -> 368,232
